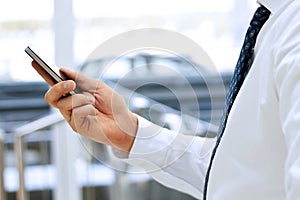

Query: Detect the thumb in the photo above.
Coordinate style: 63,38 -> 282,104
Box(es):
59,67 -> 78,81
59,67 -> 100,93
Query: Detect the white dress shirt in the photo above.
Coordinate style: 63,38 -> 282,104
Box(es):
121,0 -> 300,199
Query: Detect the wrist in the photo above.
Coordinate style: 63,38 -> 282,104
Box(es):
118,112 -> 138,153
125,112 -> 138,152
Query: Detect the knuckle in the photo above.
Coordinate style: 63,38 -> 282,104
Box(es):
44,90 -> 54,105
56,99 -> 65,109
70,124 -> 78,132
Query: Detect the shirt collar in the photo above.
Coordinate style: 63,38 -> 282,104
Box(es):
257,0 -> 293,13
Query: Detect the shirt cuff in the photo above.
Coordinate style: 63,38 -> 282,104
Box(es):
115,114 -> 213,168
112,114 -> 215,199
111,114 -> 177,163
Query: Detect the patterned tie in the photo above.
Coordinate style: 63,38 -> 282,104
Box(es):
203,5 -> 271,199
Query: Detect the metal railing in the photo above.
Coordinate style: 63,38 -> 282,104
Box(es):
0,129 -> 6,200
14,113 -> 64,200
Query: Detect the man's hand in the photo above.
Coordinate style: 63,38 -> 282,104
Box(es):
43,66 -> 138,152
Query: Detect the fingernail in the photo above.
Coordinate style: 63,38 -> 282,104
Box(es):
63,81 -> 72,89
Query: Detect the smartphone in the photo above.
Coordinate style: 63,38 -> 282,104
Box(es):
25,46 -> 77,95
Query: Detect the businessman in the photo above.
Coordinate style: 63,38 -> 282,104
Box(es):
42,0 -> 300,199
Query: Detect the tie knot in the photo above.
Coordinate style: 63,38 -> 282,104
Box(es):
250,5 -> 271,28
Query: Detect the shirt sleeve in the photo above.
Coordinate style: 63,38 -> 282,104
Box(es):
119,115 -> 215,199
273,11 -> 300,200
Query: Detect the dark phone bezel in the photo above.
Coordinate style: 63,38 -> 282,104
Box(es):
25,46 -> 64,83
25,46 -> 76,95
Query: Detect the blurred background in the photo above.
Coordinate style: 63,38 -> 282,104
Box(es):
0,0 -> 256,199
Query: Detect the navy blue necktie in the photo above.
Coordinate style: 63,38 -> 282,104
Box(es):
203,5 -> 271,199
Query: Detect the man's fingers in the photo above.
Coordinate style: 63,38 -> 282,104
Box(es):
71,104 -> 104,139
45,80 -> 76,107
59,67 -> 100,93
72,104 -> 97,118
56,93 -> 95,111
